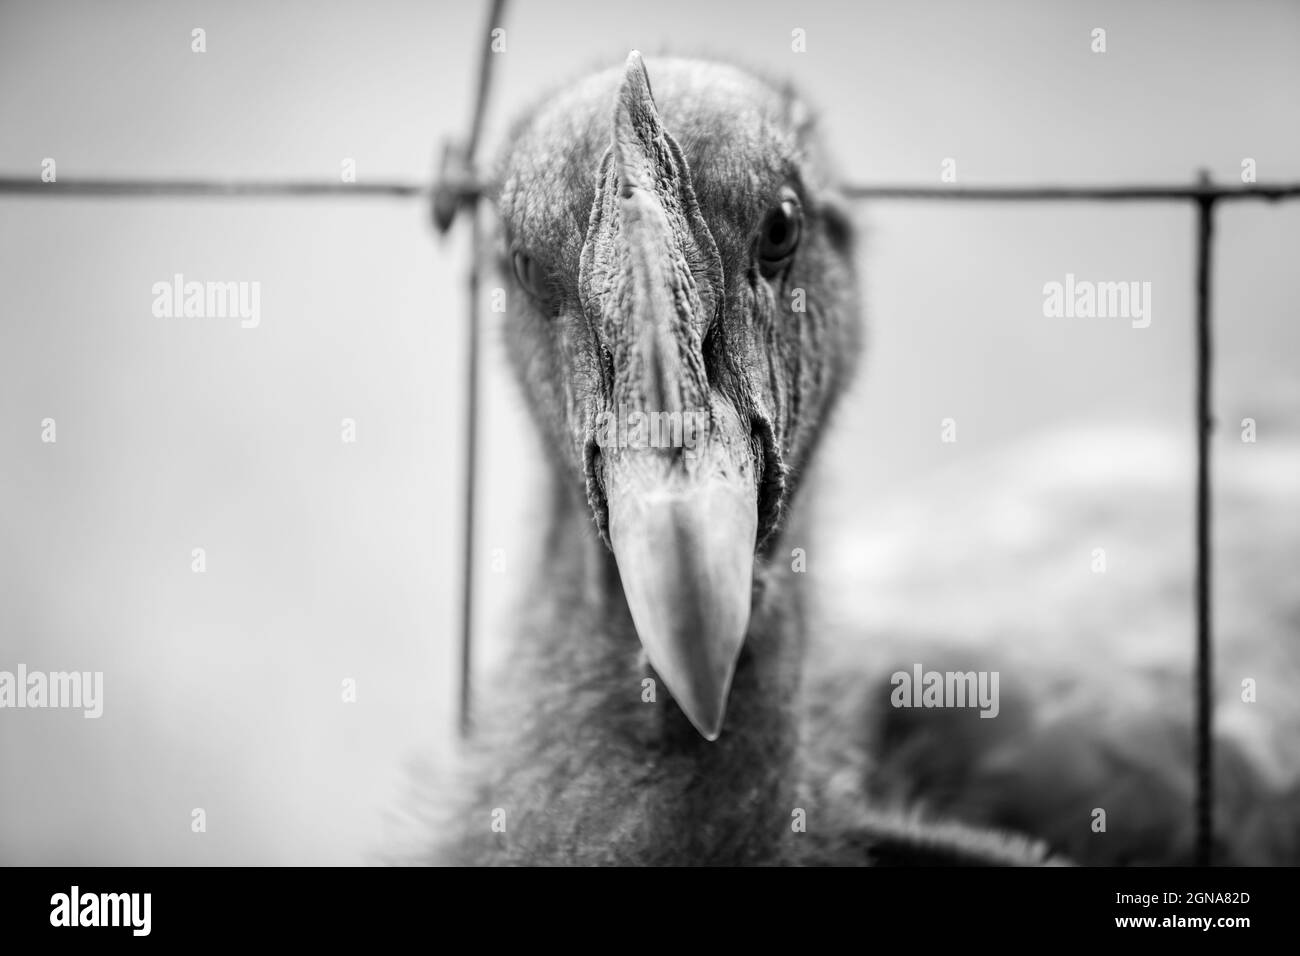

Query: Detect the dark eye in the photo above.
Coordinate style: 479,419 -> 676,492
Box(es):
512,250 -> 544,298
757,193 -> 802,278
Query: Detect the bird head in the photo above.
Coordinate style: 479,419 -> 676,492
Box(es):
493,52 -> 859,739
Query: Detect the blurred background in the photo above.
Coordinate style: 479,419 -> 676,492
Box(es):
1,0 -> 1296,864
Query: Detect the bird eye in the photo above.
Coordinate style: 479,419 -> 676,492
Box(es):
757,195 -> 802,278
512,250 -> 544,298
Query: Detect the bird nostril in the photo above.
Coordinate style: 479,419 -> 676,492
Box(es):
750,416 -> 785,552
584,439 -> 611,544
600,344 -> 615,385
701,326 -> 726,387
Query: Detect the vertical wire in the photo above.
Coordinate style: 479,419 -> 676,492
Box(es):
457,0 -> 508,737
1194,172 -> 1216,866
465,0 -> 508,163
459,208 -> 482,737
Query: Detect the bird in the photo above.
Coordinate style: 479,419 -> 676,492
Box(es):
424,51 -> 1063,866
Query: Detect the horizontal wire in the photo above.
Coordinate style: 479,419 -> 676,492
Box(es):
0,177 -> 429,198
841,183 -> 1300,202
3,177 -> 1299,203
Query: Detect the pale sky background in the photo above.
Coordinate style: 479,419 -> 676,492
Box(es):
0,0 -> 1297,864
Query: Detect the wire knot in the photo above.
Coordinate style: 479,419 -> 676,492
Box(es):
432,141 -> 482,234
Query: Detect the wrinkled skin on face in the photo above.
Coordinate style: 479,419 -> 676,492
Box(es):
492,53 -> 860,739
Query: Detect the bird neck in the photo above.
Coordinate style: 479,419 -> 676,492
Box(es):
491,477 -> 809,863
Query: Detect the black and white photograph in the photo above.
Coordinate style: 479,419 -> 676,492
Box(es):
1,0 -> 1297,933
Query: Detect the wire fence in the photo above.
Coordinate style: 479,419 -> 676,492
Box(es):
5,0 -> 1298,869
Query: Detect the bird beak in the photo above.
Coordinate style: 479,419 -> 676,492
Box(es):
605,407 -> 758,741
587,52 -> 757,741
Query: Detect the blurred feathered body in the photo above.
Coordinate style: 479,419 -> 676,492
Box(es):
820,425 -> 1300,865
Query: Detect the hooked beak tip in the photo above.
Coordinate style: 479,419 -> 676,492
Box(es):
608,468 -> 757,743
